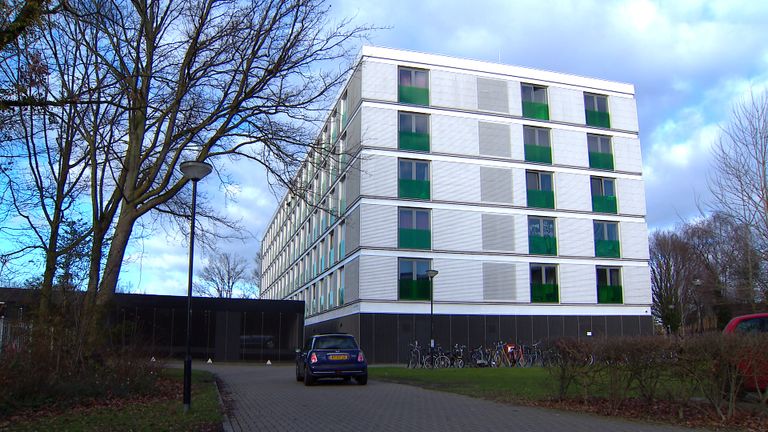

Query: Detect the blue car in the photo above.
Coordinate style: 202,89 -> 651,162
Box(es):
296,333 -> 368,386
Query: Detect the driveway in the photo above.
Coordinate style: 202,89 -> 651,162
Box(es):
199,363 -> 703,432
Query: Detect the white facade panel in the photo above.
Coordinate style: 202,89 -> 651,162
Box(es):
507,80 -> 523,117
359,255 -> 397,300
360,154 -> 397,197
361,60 -> 397,102
617,178 -> 647,216
622,265 -> 652,305
556,172 -> 591,212
431,70 -> 477,111
560,264 -> 597,304
361,106 -> 397,149
432,161 -> 481,203
620,221 -> 650,260
513,214 -> 529,255
552,129 -> 589,167
558,218 -> 594,257
613,136 -> 643,173
432,115 -> 478,156
360,203 -> 397,249
345,258 -> 360,303
610,96 -> 639,132
516,263 -> 531,302
549,87 -> 586,124
433,209 -> 482,251
346,207 -> 360,253
345,159 -> 361,205
346,66 -> 363,112
510,123 -> 525,161
346,114 -> 362,154
432,258 -> 483,302
512,169 -> 527,207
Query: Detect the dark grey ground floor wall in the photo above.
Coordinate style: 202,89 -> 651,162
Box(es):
305,313 -> 654,364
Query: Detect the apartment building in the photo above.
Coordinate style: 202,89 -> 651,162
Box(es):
260,47 -> 652,363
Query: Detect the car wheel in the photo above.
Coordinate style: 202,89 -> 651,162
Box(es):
296,363 -> 304,382
304,366 -> 314,386
356,374 -> 368,385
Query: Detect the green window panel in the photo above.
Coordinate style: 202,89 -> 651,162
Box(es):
398,179 -> 430,199
399,86 -> 429,106
399,131 -> 430,152
531,283 -> 559,303
595,240 -> 621,258
342,112 -> 348,126
329,249 -> 334,266
527,189 -> 555,209
522,101 -> 550,120
340,199 -> 346,213
399,279 -> 431,301
398,228 -> 431,250
332,129 -> 338,143
598,284 -> 623,304
592,195 -> 618,214
586,110 -> 611,128
589,151 -> 614,170
529,235 -> 557,255
339,240 -> 345,258
525,145 -> 552,164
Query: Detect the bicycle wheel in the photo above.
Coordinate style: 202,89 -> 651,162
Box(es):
408,351 -> 420,369
454,358 -> 465,368
436,355 -> 450,369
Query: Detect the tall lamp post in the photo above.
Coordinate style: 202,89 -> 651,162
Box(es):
426,269 -> 438,368
180,160 -> 212,413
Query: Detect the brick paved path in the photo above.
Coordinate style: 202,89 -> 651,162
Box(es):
199,363 -> 703,432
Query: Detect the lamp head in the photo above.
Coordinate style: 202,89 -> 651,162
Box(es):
180,161 -> 213,181
426,269 -> 438,279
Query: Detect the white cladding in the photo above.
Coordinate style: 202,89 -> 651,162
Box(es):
433,209 -> 482,251
432,114 -> 479,155
361,106 -> 397,149
431,70 -> 477,111
617,178 -> 647,216
620,221 -> 651,260
556,172 -> 592,212
552,129 -> 589,167
558,218 -> 596,257
360,155 -> 397,197
549,87 -> 586,124
432,160 -> 481,203
360,203 -> 397,248
613,136 -> 643,173
609,96 -> 639,132
560,264 -> 598,303
359,255 -> 397,300
361,60 -> 396,102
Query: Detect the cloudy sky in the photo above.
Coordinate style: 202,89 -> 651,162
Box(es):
119,0 -> 768,296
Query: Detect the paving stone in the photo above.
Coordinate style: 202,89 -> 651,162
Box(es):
198,363 -> 702,432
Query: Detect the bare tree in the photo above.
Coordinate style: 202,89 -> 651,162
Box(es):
0,0 -> 369,349
194,252 -> 249,298
709,91 -> 768,262
650,230 -> 698,334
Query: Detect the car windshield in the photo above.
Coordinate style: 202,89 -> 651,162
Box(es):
314,336 -> 358,350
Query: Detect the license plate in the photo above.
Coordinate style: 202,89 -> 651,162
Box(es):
328,354 -> 348,360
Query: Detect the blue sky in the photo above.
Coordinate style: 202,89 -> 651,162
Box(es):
78,0 -> 768,295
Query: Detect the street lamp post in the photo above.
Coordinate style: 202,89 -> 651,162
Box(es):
180,161 -> 213,414
426,269 -> 438,368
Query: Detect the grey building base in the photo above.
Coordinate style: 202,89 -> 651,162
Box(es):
305,313 -> 654,364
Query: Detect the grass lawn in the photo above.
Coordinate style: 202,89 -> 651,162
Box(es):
4,369 -> 222,432
369,366 -> 557,402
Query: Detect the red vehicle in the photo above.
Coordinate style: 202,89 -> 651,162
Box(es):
723,313 -> 768,391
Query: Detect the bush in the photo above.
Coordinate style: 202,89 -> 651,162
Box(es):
0,346 -> 162,417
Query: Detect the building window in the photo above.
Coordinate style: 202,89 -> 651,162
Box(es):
399,112 -> 430,152
338,222 -> 345,259
398,207 -> 431,250
588,134 -> 613,170
597,266 -> 623,304
398,258 -> 432,301
338,267 -> 345,305
591,176 -> 617,214
584,93 -> 610,128
340,91 -> 348,126
398,67 -> 429,105
526,170 -> 555,209
398,159 -> 430,199
594,220 -> 620,258
523,126 -> 552,164
521,83 -> 549,120
530,264 -> 558,303
528,216 -> 557,255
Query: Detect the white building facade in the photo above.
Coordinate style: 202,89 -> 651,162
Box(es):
260,47 -> 652,363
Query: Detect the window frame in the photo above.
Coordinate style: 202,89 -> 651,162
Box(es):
594,220 -> 619,241
399,67 -> 429,89
523,126 -> 551,147
526,170 -> 554,191
584,93 -> 609,113
522,83 -> 548,104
